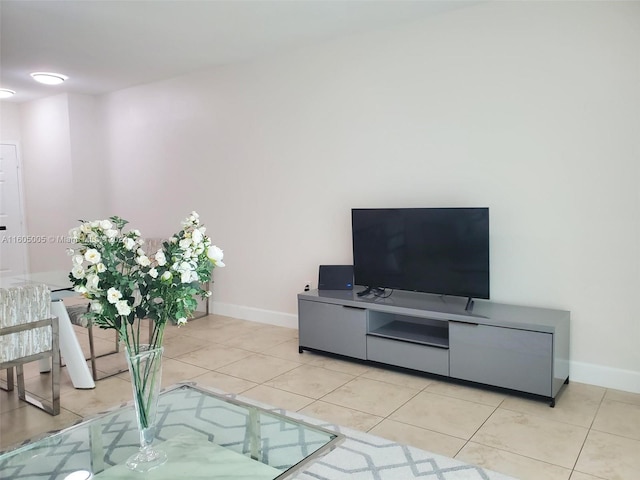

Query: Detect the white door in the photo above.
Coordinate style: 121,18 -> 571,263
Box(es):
0,144 -> 28,277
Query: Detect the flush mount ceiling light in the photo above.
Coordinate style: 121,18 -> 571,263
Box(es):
30,72 -> 68,85
0,89 -> 16,99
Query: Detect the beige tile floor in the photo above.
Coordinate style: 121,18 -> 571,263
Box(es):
1,314 -> 639,480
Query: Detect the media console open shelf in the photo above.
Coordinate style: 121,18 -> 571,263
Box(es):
298,289 -> 570,406
368,320 -> 449,348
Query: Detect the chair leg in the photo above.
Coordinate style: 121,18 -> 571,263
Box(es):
51,325 -> 61,415
1,368 -> 15,391
14,360 -> 60,415
84,326 -> 125,381
1,317 -> 60,416
205,283 -> 210,316
16,364 -> 26,401
88,325 -> 98,381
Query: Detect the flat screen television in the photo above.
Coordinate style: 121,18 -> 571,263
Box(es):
351,208 -> 489,299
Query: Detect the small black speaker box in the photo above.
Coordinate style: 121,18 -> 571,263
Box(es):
318,265 -> 353,290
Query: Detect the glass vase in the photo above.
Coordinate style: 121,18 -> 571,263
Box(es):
125,344 -> 167,472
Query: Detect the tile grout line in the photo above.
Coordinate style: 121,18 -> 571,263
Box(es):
567,389 -> 613,478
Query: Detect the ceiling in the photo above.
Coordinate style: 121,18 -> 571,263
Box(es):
0,1 -> 479,104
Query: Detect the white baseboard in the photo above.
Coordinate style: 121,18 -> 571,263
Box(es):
570,361 -> 640,394
209,302 -> 640,395
211,302 -> 298,329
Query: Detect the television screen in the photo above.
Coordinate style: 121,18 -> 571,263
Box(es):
351,208 -> 489,299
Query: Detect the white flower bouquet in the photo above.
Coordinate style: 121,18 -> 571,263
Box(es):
68,211 -> 224,354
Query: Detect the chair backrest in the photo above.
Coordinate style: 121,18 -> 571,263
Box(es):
0,283 -> 53,363
66,303 -> 91,328
144,238 -> 166,257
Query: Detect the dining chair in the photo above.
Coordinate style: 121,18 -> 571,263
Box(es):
64,301 -> 124,381
0,283 -> 60,415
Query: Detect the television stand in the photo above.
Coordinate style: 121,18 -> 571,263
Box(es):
298,288 -> 570,406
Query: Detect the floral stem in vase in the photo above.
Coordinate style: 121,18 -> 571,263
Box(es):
125,344 -> 167,472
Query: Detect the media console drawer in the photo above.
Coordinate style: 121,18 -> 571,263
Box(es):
366,335 -> 449,376
298,299 -> 367,359
449,322 -> 553,396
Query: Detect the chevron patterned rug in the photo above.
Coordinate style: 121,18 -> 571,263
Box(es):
224,387 -> 517,480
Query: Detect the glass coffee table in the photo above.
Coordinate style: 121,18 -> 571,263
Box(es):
0,383 -> 342,479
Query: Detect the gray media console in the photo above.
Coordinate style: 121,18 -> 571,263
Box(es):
298,289 -> 570,406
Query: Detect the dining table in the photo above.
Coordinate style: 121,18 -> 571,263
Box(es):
0,271 -> 95,389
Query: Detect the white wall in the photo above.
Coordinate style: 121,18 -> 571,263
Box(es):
20,94 -> 74,271
67,95 -> 107,220
19,93 -> 107,270
18,1 -> 640,392
0,103 -> 22,143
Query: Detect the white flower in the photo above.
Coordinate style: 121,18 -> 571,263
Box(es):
204,290 -> 212,297
99,219 -> 112,230
207,245 -> 225,267
71,265 -> 85,279
137,248 -> 145,256
148,268 -> 158,279
66,248 -> 75,256
72,255 -> 84,266
115,300 -> 131,316
96,262 -> 106,273
80,223 -> 92,234
174,258 -> 198,283
86,233 -> 99,243
107,287 -> 122,304
161,271 -> 172,281
90,301 -> 103,314
123,237 -> 135,250
170,237 -> 178,244
69,227 -> 81,241
182,213 -> 197,226
84,248 -> 101,264
136,255 -> 151,267
85,274 -> 100,292
179,238 -> 192,249
132,229 -> 141,237
155,250 -> 167,266
74,285 -> 88,294
176,317 -> 187,327
105,229 -> 118,239
191,229 -> 203,245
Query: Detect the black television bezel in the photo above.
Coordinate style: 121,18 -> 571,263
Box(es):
351,207 -> 490,300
